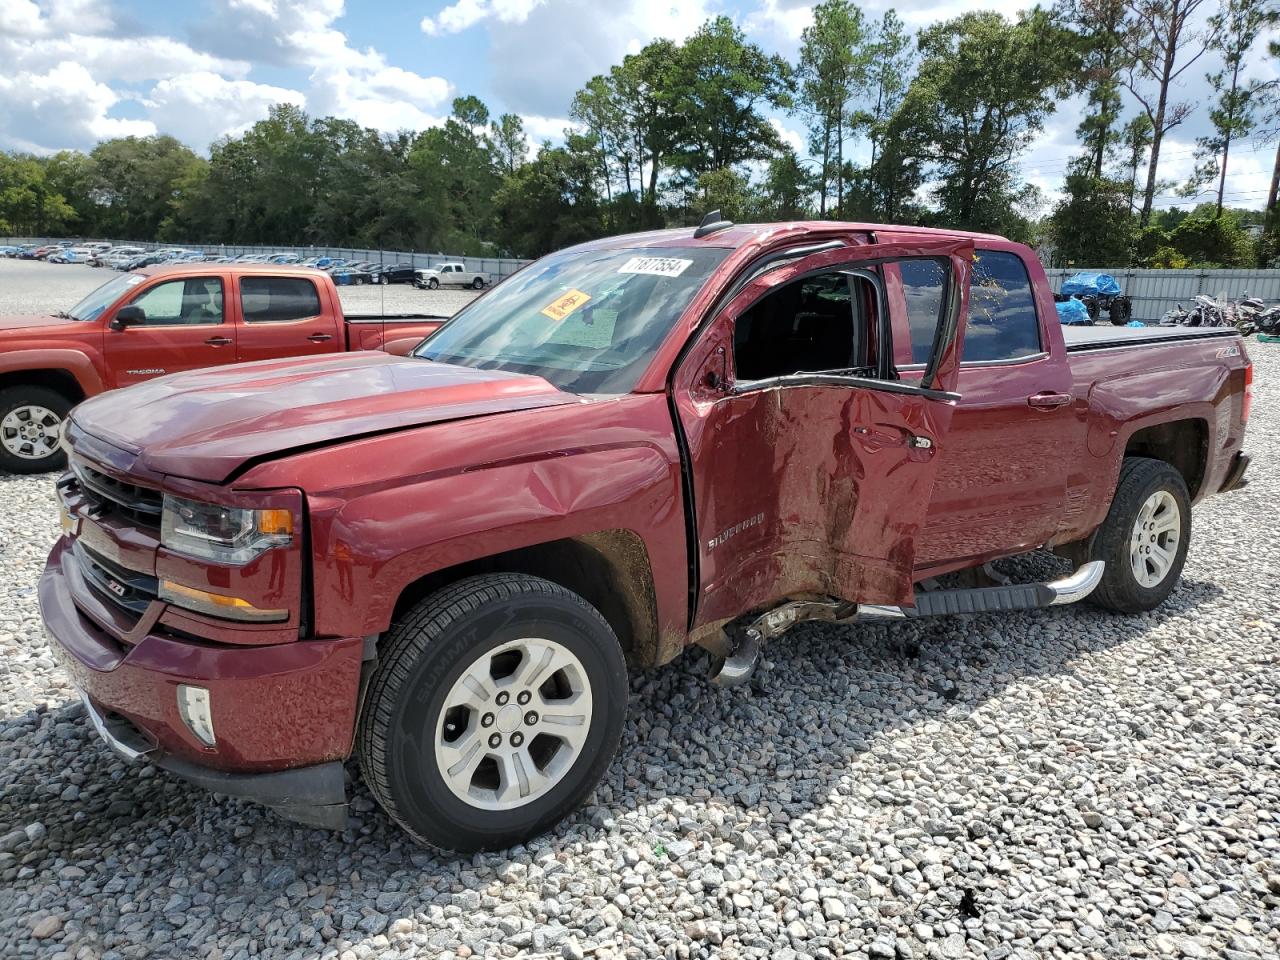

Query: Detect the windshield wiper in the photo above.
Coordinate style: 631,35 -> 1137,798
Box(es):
54,310 -> 72,319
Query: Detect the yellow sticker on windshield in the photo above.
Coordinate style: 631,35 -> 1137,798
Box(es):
541,288 -> 592,321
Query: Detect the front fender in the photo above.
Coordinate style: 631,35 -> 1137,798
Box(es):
0,347 -> 105,397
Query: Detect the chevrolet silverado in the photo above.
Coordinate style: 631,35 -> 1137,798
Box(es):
41,219 -> 1252,851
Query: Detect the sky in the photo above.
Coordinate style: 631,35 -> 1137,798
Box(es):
1,0 -> 1278,213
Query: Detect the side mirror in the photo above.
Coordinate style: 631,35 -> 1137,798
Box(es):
110,305 -> 145,331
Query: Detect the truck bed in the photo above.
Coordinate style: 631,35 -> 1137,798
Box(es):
1062,324 -> 1238,352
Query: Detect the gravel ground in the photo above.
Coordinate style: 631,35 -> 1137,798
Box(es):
1,261 -> 1278,960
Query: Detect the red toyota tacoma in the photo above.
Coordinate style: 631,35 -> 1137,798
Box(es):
0,264 -> 446,472
40,220 -> 1252,851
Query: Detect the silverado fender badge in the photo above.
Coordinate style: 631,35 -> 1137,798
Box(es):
708,513 -> 765,550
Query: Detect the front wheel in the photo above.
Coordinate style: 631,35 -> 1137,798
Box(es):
0,386 -> 72,474
427,277 -> 439,290
1089,457 -> 1191,612
358,574 -> 628,852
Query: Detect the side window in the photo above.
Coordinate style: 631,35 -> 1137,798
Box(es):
129,278 -> 224,326
966,250 -> 1042,362
240,276 -> 322,323
899,260 -> 946,364
732,271 -> 872,382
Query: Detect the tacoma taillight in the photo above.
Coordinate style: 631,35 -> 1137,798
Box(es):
1243,361 -> 1253,424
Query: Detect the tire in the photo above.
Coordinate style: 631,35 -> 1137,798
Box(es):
0,386 -> 72,474
428,278 -> 439,290
1088,457 -> 1191,613
1108,298 -> 1132,325
380,274 -> 389,285
472,277 -> 485,290
1082,297 -> 1101,323
358,573 -> 628,852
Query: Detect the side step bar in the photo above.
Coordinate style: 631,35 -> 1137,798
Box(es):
711,561 -> 1105,687
859,561 -> 1106,620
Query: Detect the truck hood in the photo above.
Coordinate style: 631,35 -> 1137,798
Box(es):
70,352 -> 580,482
0,313 -> 76,332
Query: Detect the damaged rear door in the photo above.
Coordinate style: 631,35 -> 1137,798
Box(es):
672,239 -> 973,626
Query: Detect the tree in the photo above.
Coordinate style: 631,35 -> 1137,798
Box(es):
492,142 -> 605,257
1190,0 -> 1275,216
0,153 -> 76,235
90,135 -> 205,240
1119,0 -> 1213,226
755,150 -> 817,220
893,10 -> 1077,230
488,114 -> 530,177
1050,170 -> 1135,265
797,0 -> 867,216
1058,0 -> 1131,178
669,17 -> 794,180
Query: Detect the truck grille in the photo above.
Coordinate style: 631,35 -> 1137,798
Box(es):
74,541 -> 158,620
72,460 -> 163,528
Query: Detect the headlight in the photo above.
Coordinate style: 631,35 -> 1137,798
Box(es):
161,494 -> 293,564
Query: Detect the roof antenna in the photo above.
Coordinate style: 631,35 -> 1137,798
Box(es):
694,209 -> 734,239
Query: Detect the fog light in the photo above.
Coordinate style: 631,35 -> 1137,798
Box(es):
176,684 -> 216,747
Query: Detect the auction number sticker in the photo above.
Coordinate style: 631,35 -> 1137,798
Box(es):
541,288 -> 592,321
618,256 -> 693,278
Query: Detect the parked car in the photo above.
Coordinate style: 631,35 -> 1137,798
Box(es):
368,261 -> 416,285
0,264 -> 449,472
0,245 -> 20,257
38,220 -> 1252,851
48,246 -> 97,264
93,246 -> 145,268
414,261 -> 492,290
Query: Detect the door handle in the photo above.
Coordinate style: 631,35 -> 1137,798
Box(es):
1027,391 -> 1071,409
307,333 -> 334,342
205,336 -> 232,346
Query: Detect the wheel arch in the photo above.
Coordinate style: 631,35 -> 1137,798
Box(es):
1121,417 -> 1209,500
387,529 -> 663,669
0,366 -> 91,404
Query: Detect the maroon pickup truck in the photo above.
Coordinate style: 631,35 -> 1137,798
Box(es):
40,220 -> 1252,851
0,264 -> 446,472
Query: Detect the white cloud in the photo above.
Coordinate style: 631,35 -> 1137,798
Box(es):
483,0 -> 714,116
520,114 -> 573,143
744,0 -> 813,46
143,73 -> 307,150
0,61 -> 155,153
194,0 -> 453,135
421,0 -> 546,36
769,117 -> 806,155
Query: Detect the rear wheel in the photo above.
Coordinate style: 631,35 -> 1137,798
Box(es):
358,574 -> 628,851
1108,297 -> 1133,325
1089,457 -> 1191,612
472,277 -> 485,290
0,386 -> 71,474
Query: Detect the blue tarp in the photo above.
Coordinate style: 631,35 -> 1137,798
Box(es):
1055,299 -> 1092,325
1060,272 -> 1122,297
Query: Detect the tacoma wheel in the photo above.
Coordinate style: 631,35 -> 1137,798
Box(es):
1089,457 -> 1191,612
358,573 -> 627,851
0,386 -> 72,474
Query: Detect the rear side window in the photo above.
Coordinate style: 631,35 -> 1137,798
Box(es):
966,251 -> 1042,362
240,276 -> 321,323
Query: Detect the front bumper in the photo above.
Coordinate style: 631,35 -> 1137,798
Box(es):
40,537 -> 362,829
1220,451 -> 1251,493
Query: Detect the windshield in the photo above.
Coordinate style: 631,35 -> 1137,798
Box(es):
414,245 -> 728,394
67,273 -> 145,321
